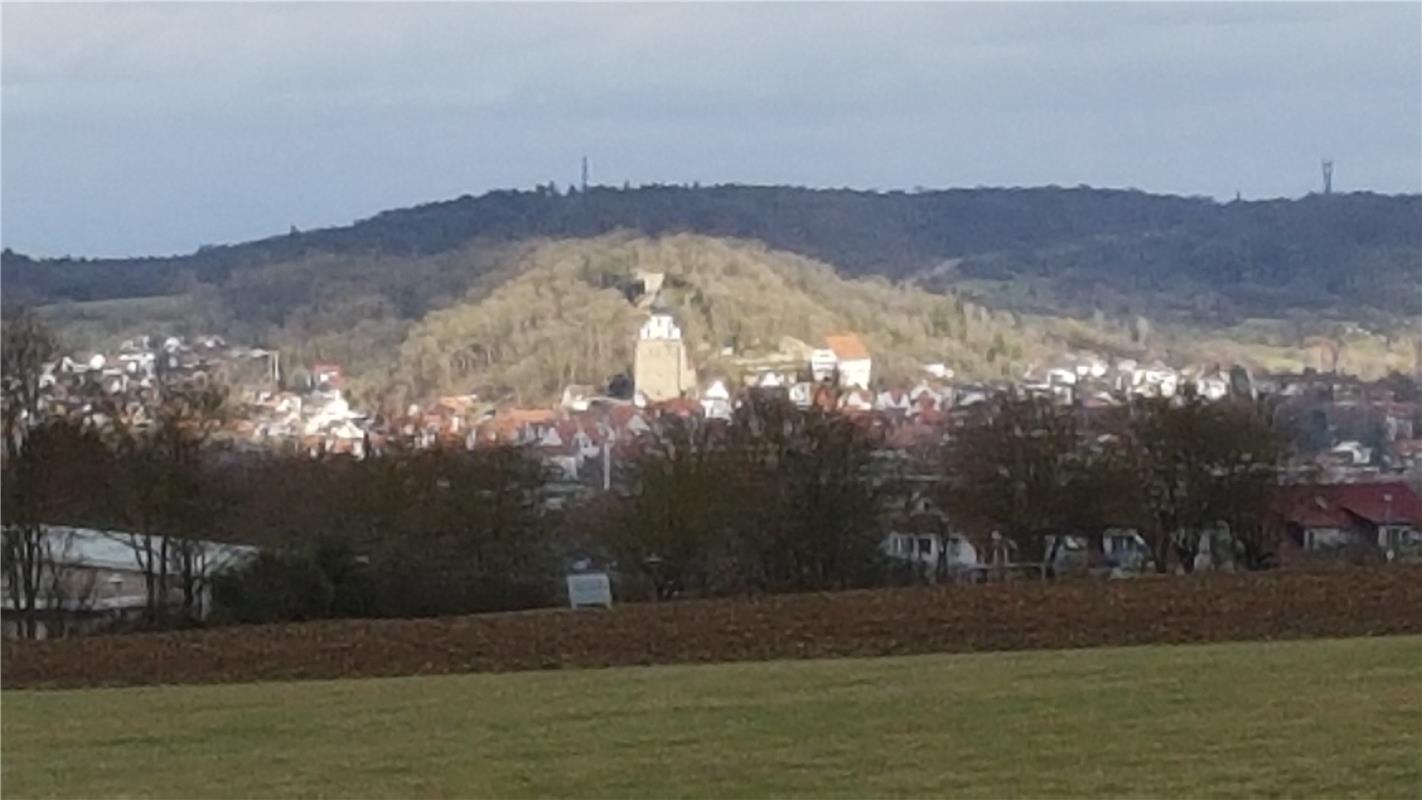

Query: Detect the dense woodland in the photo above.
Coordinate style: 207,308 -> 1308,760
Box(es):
5,184 -> 1419,320
4,185 -> 1419,407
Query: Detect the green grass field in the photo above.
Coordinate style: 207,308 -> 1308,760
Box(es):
4,637 -> 1420,799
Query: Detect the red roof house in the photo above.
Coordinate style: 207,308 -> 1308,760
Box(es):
1274,481 -> 1422,558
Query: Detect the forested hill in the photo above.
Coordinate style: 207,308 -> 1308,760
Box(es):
4,185 -> 1420,321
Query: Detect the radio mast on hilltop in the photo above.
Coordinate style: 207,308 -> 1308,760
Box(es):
1321,159 -> 1334,195
581,156 -> 589,194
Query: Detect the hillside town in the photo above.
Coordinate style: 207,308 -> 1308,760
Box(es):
7,3 -> 1422,796
29,301 -> 1422,481
15,283 -> 1422,613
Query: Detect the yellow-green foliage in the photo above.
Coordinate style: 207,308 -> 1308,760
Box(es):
34,234 -> 1420,408
394,234 -> 1063,402
1165,322 -> 1422,379
35,295 -> 212,355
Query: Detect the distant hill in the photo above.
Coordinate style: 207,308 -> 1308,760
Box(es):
17,233 -> 1092,407
26,232 -> 1420,410
8,185 -> 1420,406
5,185 -> 1420,323
383,234 -> 1060,405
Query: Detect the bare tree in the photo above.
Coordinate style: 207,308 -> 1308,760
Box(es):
942,397 -> 1093,566
593,417 -> 727,600
596,395 -> 891,599
40,530 -> 99,638
1128,393 -> 1286,572
732,396 -> 892,592
1,308 -> 58,638
114,382 -> 228,625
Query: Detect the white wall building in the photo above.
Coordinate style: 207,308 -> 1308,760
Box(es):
819,334 -> 872,390
1,526 -> 257,639
700,379 -> 732,420
883,532 -> 979,576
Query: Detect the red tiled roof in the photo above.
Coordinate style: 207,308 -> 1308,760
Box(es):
607,405 -> 639,426
1330,482 -> 1422,525
435,396 -> 478,413
499,408 -> 557,424
654,398 -> 700,417
886,424 -> 931,450
1276,492 -> 1353,529
916,408 -> 945,425
824,333 -> 870,361
1393,439 -> 1422,456
1277,482 -> 1422,527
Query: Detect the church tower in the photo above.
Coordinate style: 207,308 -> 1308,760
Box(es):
634,312 -> 696,402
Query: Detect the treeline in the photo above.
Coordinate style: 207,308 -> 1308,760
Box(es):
213,394 -> 898,622
1,421 -> 568,635
2,385 -> 1293,641
945,394 -> 1285,572
1,311 -> 1308,640
6,185 -> 1419,320
5,364 -> 1296,645
593,394 -> 892,599
0,382 -> 895,634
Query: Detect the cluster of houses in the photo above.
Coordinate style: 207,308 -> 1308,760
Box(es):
28,334 -> 278,433
9,310 -> 1419,637
24,317 -> 1422,504
1017,356 -> 1237,406
27,304 -> 1419,480
236,364 -> 373,457
882,477 -> 1422,584
20,316 -> 1422,494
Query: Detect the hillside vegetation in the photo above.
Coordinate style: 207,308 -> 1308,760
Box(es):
31,234 -> 1032,404
6,185 -> 1419,324
26,231 -> 1420,407
392,234 -> 1053,404
9,185 -> 1419,404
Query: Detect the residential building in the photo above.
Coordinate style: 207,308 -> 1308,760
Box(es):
700,379 -> 732,420
1275,481 -> 1422,559
819,335 -> 870,392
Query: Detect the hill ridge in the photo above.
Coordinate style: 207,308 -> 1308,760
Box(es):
6,184 -> 1419,322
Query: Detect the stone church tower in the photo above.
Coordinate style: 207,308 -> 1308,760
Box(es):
634,313 -> 696,402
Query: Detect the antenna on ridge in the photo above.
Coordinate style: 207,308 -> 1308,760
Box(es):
581,156 -> 589,194
1321,158 -> 1333,195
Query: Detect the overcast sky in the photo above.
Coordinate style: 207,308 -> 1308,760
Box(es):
3,2 -> 1419,258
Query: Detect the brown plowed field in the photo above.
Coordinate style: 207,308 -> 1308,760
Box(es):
5,567 -> 1420,689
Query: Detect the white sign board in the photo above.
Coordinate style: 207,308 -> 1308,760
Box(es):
566,572 -> 613,609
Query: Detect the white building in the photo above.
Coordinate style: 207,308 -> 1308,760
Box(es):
700,379 -> 732,420
810,349 -> 838,383
883,531 -> 980,576
922,363 -> 954,380
1195,373 -> 1231,401
1,526 -> 257,639
788,382 -> 815,409
815,333 -> 873,390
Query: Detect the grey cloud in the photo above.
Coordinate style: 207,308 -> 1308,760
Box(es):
2,2 -> 1418,256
